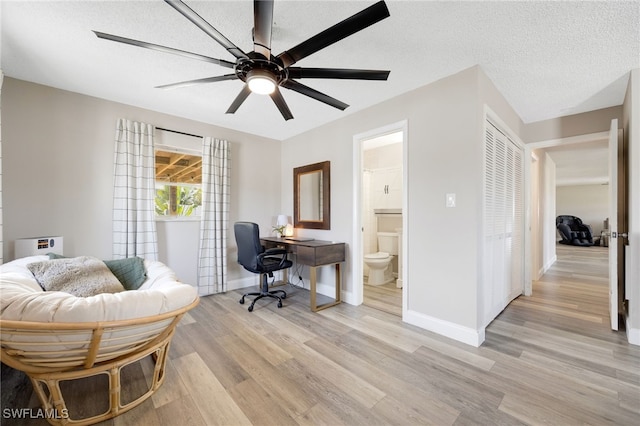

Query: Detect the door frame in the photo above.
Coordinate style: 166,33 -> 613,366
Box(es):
352,120 -> 408,311
524,130 -> 612,305
608,119 -> 619,330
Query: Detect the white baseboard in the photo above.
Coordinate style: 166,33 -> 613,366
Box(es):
339,290 -> 484,346
543,254 -> 557,274
226,276 -> 257,292
626,317 -> 640,346
341,289 -> 357,306
404,309 -> 484,347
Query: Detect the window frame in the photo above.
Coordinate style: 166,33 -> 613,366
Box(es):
154,145 -> 203,222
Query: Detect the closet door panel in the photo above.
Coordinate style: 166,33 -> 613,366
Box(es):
483,120 -> 524,326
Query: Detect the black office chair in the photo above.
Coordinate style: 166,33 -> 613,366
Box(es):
234,222 -> 292,312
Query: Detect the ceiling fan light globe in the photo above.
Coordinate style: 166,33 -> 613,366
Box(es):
247,70 -> 276,95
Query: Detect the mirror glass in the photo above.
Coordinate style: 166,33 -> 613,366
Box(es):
294,161 -> 330,229
299,171 -> 323,221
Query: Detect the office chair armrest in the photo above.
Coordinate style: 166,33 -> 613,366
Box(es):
258,248 -> 289,269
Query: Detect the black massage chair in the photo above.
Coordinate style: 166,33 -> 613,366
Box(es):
556,215 -> 595,246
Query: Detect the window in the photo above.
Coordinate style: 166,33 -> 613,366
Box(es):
155,149 -> 202,218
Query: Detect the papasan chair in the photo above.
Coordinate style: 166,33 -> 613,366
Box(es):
0,255 -> 199,425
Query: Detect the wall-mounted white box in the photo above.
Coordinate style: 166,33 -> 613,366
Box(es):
15,236 -> 63,258
446,193 -> 456,208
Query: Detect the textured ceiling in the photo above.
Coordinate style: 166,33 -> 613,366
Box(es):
1,0 -> 639,142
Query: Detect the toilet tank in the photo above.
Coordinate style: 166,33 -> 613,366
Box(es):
377,232 -> 398,255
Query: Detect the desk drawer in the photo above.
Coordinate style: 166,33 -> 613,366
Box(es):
297,244 -> 345,266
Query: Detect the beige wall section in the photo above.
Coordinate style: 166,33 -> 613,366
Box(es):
2,77 -> 281,286
363,142 -> 402,169
524,105 -> 623,143
623,69 -> 640,344
282,66 -> 523,345
556,184 -> 609,237
543,153 -> 558,272
530,150 -> 558,280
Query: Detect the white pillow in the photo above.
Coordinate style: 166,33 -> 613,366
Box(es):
27,256 -> 125,297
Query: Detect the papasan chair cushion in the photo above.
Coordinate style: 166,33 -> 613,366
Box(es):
1,255 -> 197,323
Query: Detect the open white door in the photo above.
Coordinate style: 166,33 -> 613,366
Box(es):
608,119 -> 618,331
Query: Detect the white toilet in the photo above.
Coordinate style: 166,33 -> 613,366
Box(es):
364,232 -> 398,286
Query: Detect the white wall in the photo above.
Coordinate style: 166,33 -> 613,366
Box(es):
2,78 -> 281,288
281,66 -> 523,345
530,153 -> 541,280
556,184 -> 609,237
543,153 -> 557,272
524,106 -> 622,143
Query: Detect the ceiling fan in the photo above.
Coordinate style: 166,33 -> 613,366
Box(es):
94,0 -> 390,120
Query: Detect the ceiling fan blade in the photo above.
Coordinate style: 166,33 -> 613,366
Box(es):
253,0 -> 274,59
164,0 -> 248,60
277,0 -> 390,68
226,85 -> 252,114
93,31 -> 236,69
287,67 -> 389,80
281,80 -> 348,110
270,88 -> 294,120
155,74 -> 238,89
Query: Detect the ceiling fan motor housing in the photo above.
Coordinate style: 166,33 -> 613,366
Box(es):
236,53 -> 288,88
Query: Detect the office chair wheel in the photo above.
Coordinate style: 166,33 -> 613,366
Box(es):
277,301 -> 283,308
239,297 -> 245,304
248,305 -> 254,312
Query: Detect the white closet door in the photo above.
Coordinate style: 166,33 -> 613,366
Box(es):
511,146 -> 524,299
483,120 -> 524,326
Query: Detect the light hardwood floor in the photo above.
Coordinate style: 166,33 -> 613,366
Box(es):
2,244 -> 639,425
363,280 -> 402,317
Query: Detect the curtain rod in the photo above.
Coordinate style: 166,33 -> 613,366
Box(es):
156,127 -> 203,139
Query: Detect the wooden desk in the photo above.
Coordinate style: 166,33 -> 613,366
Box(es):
261,237 -> 345,312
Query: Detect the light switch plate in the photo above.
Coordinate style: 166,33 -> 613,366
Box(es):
446,193 -> 456,208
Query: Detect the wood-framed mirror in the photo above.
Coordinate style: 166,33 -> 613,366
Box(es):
294,161 -> 330,230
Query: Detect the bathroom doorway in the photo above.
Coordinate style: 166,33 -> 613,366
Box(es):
353,121 -> 407,317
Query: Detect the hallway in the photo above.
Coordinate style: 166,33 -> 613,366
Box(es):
498,244 -> 616,340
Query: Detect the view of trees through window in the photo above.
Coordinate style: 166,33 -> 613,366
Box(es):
155,149 -> 202,217
155,184 -> 202,216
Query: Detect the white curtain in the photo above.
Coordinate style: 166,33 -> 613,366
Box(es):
112,119 -> 158,260
197,137 -> 230,296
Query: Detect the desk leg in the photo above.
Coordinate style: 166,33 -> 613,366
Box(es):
335,263 -> 341,303
310,263 -> 342,312
310,267 -> 317,311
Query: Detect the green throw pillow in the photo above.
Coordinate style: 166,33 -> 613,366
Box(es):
47,253 -> 147,290
103,257 -> 147,290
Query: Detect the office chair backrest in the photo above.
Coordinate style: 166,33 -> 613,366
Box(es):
234,222 -> 264,273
